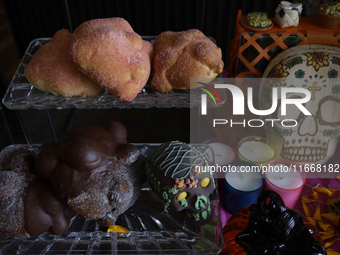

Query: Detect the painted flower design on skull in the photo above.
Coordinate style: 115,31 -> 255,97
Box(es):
305,52 -> 329,71
332,85 -> 340,94
328,69 -> 338,78
266,63 -> 289,87
294,69 -> 305,78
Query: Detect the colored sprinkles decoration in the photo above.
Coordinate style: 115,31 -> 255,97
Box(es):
185,176 -> 198,188
174,179 -> 186,190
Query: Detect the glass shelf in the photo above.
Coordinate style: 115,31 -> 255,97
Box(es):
2,37 -> 226,110
0,143 -> 223,255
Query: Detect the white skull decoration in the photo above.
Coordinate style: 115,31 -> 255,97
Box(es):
260,44 -> 340,165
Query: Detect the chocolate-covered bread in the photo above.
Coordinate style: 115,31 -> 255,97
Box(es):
25,178 -> 74,237
0,146 -> 73,238
146,141 -> 215,226
67,156 -> 145,226
35,120 -> 145,227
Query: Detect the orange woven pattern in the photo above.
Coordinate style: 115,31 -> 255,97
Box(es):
228,10 -> 340,78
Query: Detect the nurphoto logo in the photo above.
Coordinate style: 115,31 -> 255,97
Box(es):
200,81 -> 312,128
198,82 -> 222,115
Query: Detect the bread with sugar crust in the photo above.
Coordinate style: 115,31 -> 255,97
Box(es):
151,29 -> 224,92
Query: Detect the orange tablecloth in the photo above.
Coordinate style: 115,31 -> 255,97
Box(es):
228,10 -> 340,78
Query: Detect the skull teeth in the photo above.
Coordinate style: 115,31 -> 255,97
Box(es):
281,146 -> 326,162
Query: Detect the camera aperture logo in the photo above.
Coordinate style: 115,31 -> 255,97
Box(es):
200,83 -> 312,128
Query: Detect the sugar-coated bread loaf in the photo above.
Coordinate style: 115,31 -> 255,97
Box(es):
24,29 -> 102,97
151,29 -> 224,92
70,18 -> 153,101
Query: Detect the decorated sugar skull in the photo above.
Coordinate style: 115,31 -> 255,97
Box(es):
145,141 -> 215,225
260,44 -> 340,165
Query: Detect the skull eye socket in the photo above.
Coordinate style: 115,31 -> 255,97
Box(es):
177,192 -> 187,201
274,97 -> 305,126
177,192 -> 189,207
316,96 -> 340,126
200,177 -> 210,187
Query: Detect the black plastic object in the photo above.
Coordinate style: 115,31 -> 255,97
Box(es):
236,190 -> 326,255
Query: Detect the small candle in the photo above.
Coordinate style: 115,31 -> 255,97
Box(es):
238,140 -> 274,163
263,159 -> 306,208
223,162 -> 264,214
226,167 -> 262,191
266,164 -> 303,189
206,142 -> 235,166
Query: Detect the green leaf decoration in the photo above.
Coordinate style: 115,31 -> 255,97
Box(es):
262,87 -> 272,104
180,198 -> 188,207
321,128 -> 340,138
167,187 -> 179,194
284,57 -> 303,70
332,56 -> 340,66
270,125 -> 294,136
